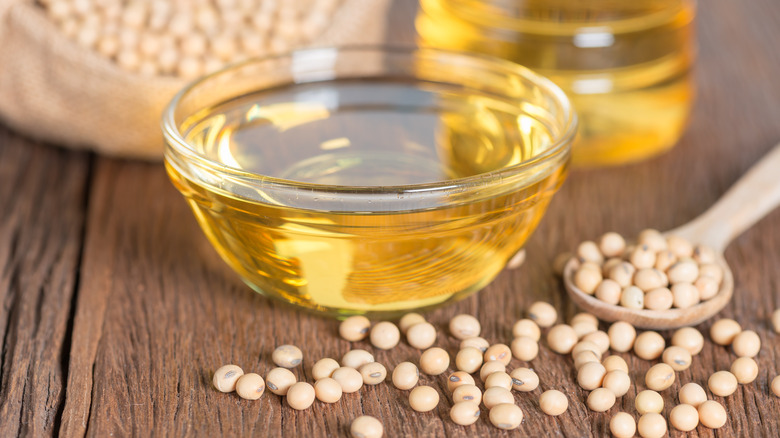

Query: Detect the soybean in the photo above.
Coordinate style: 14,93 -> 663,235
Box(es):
670,404 -> 699,431
313,377 -> 342,403
409,385 -> 439,412
710,318 -> 741,346
272,345 -> 303,368
332,367 -> 363,393
340,316 -> 370,342
398,313 -> 426,334
539,389 -> 568,416
512,319 -> 541,341
286,382 -> 315,410
447,371 -> 475,392
370,321 -> 400,350
455,347 -> 484,373
678,383 -> 707,407
489,403 -> 523,430
634,331 -> 665,360
732,330 -> 761,358
671,327 -> 704,355
610,412 -> 636,438
731,357 -> 758,384
350,415 -> 383,438
420,347 -> 450,376
213,364 -> 244,393
662,346 -> 692,371
485,371 -> 513,391
637,412 -> 667,438
484,343 -> 512,366
312,358 -> 340,380
587,388 -> 616,412
547,324 -> 578,354
391,362 -> 419,390
483,387 -> 514,409
602,370 -> 631,397
406,322 -> 437,350
635,390 -> 663,415
645,363 -> 675,391
527,301 -> 557,327
510,367 -> 539,392
449,314 -> 481,340
708,371 -> 738,397
608,321 -> 636,353
235,373 -> 265,400
266,367 -> 296,396
698,400 -> 727,429
359,362 -> 387,385
342,349 -> 374,369
453,384 -> 482,404
510,336 -> 539,361
450,401 -> 481,426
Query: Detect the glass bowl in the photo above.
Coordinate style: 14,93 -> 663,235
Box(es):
162,46 -> 576,318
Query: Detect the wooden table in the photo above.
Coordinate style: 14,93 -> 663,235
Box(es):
2,1 -> 779,436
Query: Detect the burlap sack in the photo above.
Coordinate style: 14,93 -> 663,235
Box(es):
0,0 -> 391,160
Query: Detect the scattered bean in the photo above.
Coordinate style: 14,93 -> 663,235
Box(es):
587,388 -> 616,412
772,309 -> 780,333
340,316 -> 371,342
662,346 -> 692,371
460,336 -> 490,352
235,373 -> 265,400
512,319 -> 541,341
406,322 -> 437,350
480,360 -> 506,382
342,349 -> 375,369
313,377 -> 342,403
485,371 -> 513,391
637,412 -> 667,438
710,318 -> 742,346
450,401 -> 481,426
635,390 -> 663,414
669,404 -> 699,431
213,364 -> 244,393
582,331 -> 610,355
644,287 -> 674,310
672,327 -> 704,355
391,362 -> 419,390
456,347 -> 484,373
312,358 -> 340,380
449,314 -> 481,340
272,345 -> 303,368
510,367 -> 539,392
447,371 -> 476,392
489,403 -> 524,430
539,389 -> 568,416
398,313 -> 426,334
603,370 -> 631,397
409,385 -> 439,412
608,322 -> 636,353
602,355 -> 629,374
634,331 -> 665,360
483,387 -> 514,409
547,324 -> 578,354
350,415 -> 383,438
772,376 -> 780,397
571,312 -> 600,328
453,384 -> 482,404
731,357 -> 758,384
732,330 -> 761,357
511,336 -> 539,361
678,382 -> 707,407
332,367 -> 363,393
671,283 -> 700,309
370,321 -> 400,350
708,371 -> 738,397
645,363 -> 675,391
698,400 -> 727,429
610,412 -> 636,438
527,301 -> 558,327
359,362 -> 387,385
572,321 -> 598,339
286,382 -> 315,410
574,351 -> 600,370
266,368 -> 296,396
484,344 -> 512,366
577,362 -> 607,390
420,347 -> 450,376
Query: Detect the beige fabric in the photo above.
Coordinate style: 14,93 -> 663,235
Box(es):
0,0 -> 392,160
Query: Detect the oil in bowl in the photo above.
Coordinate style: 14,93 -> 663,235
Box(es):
417,0 -> 695,166
163,47 -> 575,317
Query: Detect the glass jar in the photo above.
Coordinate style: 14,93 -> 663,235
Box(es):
417,0 -> 696,166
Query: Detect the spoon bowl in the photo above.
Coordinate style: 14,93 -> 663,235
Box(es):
564,143 -> 780,329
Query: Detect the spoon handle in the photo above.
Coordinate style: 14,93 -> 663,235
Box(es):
668,142 -> 780,253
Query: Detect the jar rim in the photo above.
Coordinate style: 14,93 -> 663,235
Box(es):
161,45 -> 577,196
432,0 -> 695,36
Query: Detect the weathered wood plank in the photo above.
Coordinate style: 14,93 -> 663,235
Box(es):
0,129 -> 89,437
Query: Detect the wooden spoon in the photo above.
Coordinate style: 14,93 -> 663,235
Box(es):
564,143 -> 780,329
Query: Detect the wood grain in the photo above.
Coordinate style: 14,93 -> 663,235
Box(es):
1,0 -> 780,437
0,129 -> 89,437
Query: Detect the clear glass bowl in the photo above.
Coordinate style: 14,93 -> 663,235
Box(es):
162,46 -> 576,317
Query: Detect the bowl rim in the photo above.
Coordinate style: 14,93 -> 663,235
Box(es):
161,45 -> 577,195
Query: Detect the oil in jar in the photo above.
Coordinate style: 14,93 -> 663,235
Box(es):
417,0 -> 696,166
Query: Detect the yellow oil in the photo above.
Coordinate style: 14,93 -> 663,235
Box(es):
417,0 -> 695,166
166,79 -> 568,316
